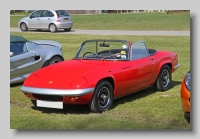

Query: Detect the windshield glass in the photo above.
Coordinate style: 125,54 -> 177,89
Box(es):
75,40 -> 130,60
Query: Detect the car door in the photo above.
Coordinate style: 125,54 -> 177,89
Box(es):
122,42 -> 155,93
10,42 -> 36,80
27,10 -> 43,28
39,10 -> 55,29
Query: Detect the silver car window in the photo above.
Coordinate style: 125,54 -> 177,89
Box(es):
10,42 -> 28,56
42,10 -> 54,17
30,11 -> 43,18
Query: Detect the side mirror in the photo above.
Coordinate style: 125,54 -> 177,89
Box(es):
10,52 -> 14,57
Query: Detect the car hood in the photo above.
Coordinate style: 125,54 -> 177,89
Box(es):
47,59 -> 104,75
24,59 -> 106,89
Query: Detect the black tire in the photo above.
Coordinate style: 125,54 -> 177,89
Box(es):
155,65 -> 172,91
49,24 -> 57,33
31,99 -> 36,107
88,80 -> 114,113
20,22 -> 28,31
185,116 -> 190,124
41,56 -> 63,68
64,28 -> 71,32
48,56 -> 63,65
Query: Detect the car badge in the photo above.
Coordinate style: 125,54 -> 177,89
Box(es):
49,80 -> 53,84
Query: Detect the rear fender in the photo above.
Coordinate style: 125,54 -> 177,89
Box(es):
158,60 -> 172,73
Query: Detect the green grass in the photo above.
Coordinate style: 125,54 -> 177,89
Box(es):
10,12 -> 190,30
10,32 -> 190,129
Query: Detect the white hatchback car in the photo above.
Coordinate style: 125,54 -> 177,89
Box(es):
18,10 -> 73,33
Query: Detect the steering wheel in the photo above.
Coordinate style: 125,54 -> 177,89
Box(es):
83,52 -> 96,57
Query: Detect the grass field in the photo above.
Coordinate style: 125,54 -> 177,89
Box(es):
10,12 -> 190,31
10,32 -> 190,129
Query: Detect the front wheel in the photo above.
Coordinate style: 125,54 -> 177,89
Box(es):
155,65 -> 172,91
88,80 -> 113,113
20,23 -> 28,31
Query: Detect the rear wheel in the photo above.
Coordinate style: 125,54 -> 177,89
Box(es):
48,56 -> 63,65
42,56 -> 63,68
155,65 -> 172,91
49,24 -> 57,33
20,22 -> 28,31
88,80 -> 113,113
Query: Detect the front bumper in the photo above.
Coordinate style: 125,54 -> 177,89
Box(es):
21,86 -> 94,97
21,86 -> 95,104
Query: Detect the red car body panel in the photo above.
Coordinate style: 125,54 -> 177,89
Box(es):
21,40 -> 180,108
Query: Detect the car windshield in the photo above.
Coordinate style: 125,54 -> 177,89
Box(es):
74,40 -> 130,60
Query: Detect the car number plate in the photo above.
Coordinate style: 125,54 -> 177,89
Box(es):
64,18 -> 69,21
37,100 -> 63,109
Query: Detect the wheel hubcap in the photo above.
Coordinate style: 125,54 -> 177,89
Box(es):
50,59 -> 61,64
50,25 -> 55,32
21,24 -> 26,30
98,87 -> 110,108
161,69 -> 170,87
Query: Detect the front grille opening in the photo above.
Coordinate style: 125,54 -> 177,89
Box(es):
33,94 -> 63,101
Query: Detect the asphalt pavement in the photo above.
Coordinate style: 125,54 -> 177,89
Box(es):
10,28 -> 190,36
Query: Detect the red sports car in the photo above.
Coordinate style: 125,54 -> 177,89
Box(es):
21,40 -> 180,113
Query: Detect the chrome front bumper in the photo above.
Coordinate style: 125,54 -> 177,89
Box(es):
21,86 -> 95,97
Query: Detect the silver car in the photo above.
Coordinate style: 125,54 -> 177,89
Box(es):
18,10 -> 73,33
10,35 -> 64,84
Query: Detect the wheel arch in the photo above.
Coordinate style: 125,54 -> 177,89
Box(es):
41,55 -> 64,68
158,60 -> 172,73
20,21 -> 29,28
95,77 -> 115,93
48,23 -> 56,28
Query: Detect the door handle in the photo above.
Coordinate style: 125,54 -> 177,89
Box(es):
48,18 -> 50,20
122,66 -> 132,69
149,57 -> 154,60
37,18 -> 39,20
